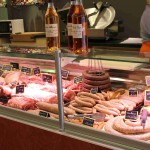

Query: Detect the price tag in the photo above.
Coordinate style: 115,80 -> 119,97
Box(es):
10,62 -> 19,69
125,111 -> 138,121
21,66 -> 32,74
145,90 -> 150,101
39,111 -> 50,118
42,74 -> 53,83
61,69 -> 69,79
74,76 -> 82,84
0,70 -> 3,76
16,84 -> 25,94
129,88 -> 138,97
2,64 -> 13,71
145,76 -> 150,86
90,87 -> 98,94
82,117 -> 94,127
33,67 -> 41,75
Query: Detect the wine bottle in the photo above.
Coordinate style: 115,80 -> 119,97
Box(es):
72,0 -> 88,55
45,0 -> 60,53
67,0 -> 75,51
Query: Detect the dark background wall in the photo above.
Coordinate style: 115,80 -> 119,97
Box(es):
6,0 -> 146,38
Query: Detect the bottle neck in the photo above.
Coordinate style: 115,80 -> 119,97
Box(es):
75,0 -> 83,5
70,0 -> 75,5
48,1 -> 54,8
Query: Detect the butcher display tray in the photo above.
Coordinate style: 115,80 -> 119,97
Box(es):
0,47 -> 150,150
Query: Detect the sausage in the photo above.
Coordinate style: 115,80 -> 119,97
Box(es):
64,107 -> 76,115
69,104 -> 92,114
113,116 -> 150,134
83,83 -> 111,90
82,78 -> 110,86
96,93 -> 105,101
37,102 -> 59,114
98,101 -> 125,111
82,71 -> 110,81
75,96 -> 96,105
94,105 -> 118,116
104,117 -> 150,141
75,97 -> 94,107
124,119 -> 141,127
96,104 -> 120,115
77,92 -> 100,100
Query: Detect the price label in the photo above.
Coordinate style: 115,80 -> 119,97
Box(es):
145,76 -> 150,86
16,84 -> 25,94
10,62 -> 19,69
2,64 -> 13,71
82,117 -> 94,127
74,76 -> 82,84
39,111 -> 50,118
90,87 -> 98,94
129,88 -> 138,97
125,111 -> 138,121
0,70 -> 3,76
21,66 -> 32,74
61,69 -> 69,79
42,74 -> 53,83
145,90 -> 150,101
33,67 -> 41,75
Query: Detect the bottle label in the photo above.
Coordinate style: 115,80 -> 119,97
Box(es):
73,24 -> 83,38
67,23 -> 73,36
45,24 -> 58,37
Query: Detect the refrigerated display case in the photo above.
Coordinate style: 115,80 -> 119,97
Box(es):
0,47 -> 150,150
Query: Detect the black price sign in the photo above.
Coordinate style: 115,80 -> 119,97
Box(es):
74,76 -> 82,84
90,87 -> 98,94
16,85 -> 25,94
39,111 -> 50,118
33,67 -> 40,75
125,111 -> 138,121
82,117 -> 94,127
61,69 -> 69,79
42,74 -> 53,83
0,70 -> 3,76
21,66 -> 32,74
10,62 -> 19,69
145,90 -> 150,101
2,64 -> 13,71
129,88 -> 138,97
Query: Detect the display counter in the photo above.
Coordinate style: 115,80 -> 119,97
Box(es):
0,47 -> 150,150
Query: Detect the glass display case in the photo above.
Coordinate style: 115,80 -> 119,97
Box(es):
0,46 -> 150,150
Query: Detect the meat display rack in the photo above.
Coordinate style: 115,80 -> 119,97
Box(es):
0,49 -> 150,149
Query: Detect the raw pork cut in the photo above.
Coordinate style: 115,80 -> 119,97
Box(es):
7,97 -> 36,110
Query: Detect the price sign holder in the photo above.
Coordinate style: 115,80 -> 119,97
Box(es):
145,76 -> 150,86
2,64 -> 13,71
42,74 -> 53,83
33,67 -> 41,75
61,69 -> 69,79
82,117 -> 94,127
10,62 -> 19,69
21,66 -> 32,75
90,87 -> 98,94
16,85 -> 25,94
125,111 -> 138,121
74,76 -> 82,84
128,88 -> 138,97
39,111 -> 50,118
